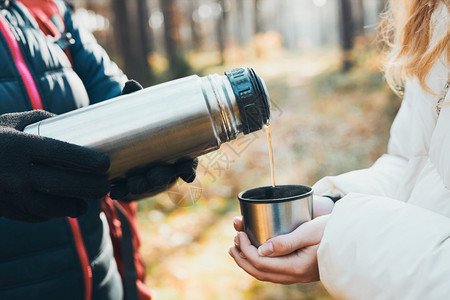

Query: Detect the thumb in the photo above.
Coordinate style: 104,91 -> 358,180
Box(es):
258,215 -> 329,257
121,80 -> 143,95
0,110 -> 55,131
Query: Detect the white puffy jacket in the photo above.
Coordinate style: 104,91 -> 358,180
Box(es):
314,8 -> 450,299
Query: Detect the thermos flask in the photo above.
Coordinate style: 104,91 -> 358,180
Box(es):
24,67 -> 271,181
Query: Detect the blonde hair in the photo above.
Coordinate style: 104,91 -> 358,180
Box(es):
379,0 -> 450,94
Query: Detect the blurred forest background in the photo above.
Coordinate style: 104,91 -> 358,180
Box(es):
72,0 -> 400,299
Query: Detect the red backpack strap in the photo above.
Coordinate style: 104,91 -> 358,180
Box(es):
115,201 -> 152,300
16,0 -> 74,65
102,197 -> 152,300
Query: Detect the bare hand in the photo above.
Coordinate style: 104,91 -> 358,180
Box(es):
312,195 -> 335,217
229,215 -> 330,284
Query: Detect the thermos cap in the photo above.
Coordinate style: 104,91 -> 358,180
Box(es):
225,67 -> 271,134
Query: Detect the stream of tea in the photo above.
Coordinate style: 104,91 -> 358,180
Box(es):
265,124 -> 276,187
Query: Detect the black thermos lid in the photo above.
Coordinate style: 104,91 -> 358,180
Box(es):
225,67 -> 271,134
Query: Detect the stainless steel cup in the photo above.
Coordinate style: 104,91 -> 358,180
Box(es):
238,185 -> 313,247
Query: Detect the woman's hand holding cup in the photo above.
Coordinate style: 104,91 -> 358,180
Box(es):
229,194 -> 334,284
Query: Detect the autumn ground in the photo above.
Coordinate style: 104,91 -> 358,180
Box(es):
136,44 -> 400,299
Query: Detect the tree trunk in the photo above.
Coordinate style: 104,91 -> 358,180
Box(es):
254,0 -> 262,34
338,0 -> 354,71
189,0 -> 202,51
236,0 -> 246,45
134,0 -> 155,84
110,0 -> 154,85
110,0 -> 133,69
352,0 -> 365,35
161,0 -> 179,63
160,0 -> 191,78
217,0 -> 228,64
137,0 -> 154,55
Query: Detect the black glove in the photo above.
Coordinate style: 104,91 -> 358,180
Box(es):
110,80 -> 199,201
0,110 -> 111,222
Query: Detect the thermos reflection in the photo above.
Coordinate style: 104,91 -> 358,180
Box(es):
24,67 -> 271,180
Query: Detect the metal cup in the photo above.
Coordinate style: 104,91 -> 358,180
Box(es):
238,185 -> 313,247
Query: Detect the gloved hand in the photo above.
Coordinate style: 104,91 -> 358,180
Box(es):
110,80 -> 199,201
0,110 -> 111,222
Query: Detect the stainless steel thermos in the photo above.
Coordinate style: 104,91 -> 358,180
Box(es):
24,67 -> 271,180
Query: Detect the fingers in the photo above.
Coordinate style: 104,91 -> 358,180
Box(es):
176,158 -> 198,183
30,164 -> 110,199
112,159 -> 198,199
230,231 -> 321,283
230,215 -> 317,257
145,179 -> 177,196
126,174 -> 151,194
228,246 -> 300,284
121,80 -> 143,94
110,181 -> 128,200
260,215 -> 329,257
0,110 -> 55,130
233,216 -> 244,231
235,231 -> 307,275
313,195 -> 334,218
146,165 -> 177,187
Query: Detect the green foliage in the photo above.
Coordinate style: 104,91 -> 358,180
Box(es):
146,51 -> 195,85
167,52 -> 194,79
311,68 -> 385,95
310,47 -> 389,96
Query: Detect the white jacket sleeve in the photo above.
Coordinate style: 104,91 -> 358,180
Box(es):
312,154 -> 407,198
318,193 -> 450,300
313,86 -> 415,199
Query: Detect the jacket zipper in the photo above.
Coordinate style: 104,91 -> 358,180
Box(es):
68,218 -> 93,300
0,13 -> 43,109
